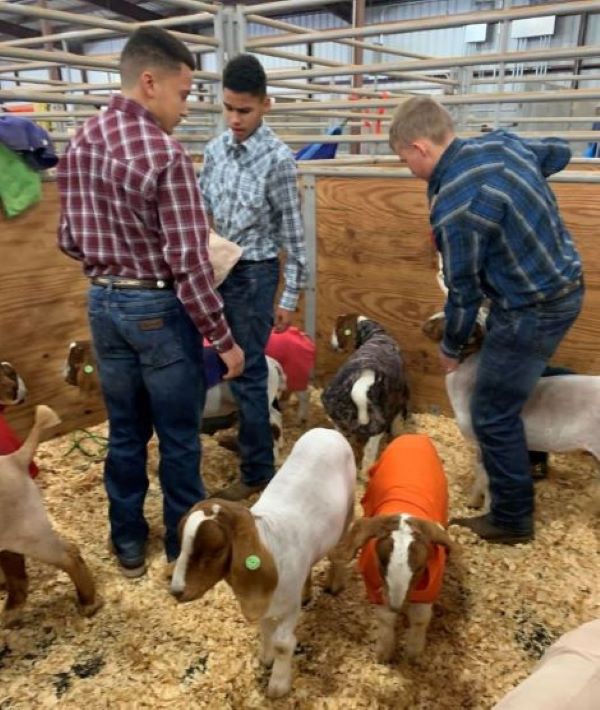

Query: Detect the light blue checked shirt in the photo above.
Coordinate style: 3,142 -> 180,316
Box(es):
200,123 -> 307,311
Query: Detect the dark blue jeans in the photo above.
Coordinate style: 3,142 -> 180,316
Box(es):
470,285 -> 584,532
88,284 -> 206,561
219,259 -> 280,486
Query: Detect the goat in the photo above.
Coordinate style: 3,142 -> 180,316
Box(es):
338,434 -> 452,663
170,427 -> 356,698
0,361 -> 27,405
65,340 -> 285,458
322,314 -> 409,472
0,405 -> 102,626
265,326 -> 316,424
422,312 -> 600,509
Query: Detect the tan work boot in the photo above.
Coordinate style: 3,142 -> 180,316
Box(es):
211,480 -> 268,501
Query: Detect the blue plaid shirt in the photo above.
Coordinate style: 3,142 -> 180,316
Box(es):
200,123 -> 307,311
428,130 -> 582,358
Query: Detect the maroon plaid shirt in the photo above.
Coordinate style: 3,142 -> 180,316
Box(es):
57,94 -> 233,351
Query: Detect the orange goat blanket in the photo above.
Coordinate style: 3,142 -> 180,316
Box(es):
358,434 -> 448,605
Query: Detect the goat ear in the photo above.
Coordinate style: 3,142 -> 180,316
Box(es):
408,518 -> 453,552
337,515 -> 400,561
421,313 -> 445,343
220,503 -> 278,606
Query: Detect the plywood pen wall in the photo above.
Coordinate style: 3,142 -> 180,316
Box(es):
1,171 -> 599,437
312,173 -> 600,415
0,182 -> 103,439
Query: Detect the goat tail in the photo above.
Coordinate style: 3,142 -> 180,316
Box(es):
13,405 -> 61,470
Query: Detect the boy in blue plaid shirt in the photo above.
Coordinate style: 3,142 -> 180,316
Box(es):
390,96 -> 583,544
200,54 -> 307,501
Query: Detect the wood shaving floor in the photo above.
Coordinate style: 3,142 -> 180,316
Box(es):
1,390 -> 599,709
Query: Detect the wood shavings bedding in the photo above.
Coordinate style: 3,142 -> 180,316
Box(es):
1,390 -> 599,709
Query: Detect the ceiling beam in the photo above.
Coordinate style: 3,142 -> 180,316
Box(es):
328,2 -> 352,24
84,0 -> 165,23
83,0 -> 198,34
0,19 -> 40,39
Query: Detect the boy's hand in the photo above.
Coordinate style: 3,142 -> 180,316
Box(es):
439,349 -> 459,374
274,306 -> 294,332
219,343 -> 245,380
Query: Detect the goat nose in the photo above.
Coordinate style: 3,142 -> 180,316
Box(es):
170,588 -> 183,601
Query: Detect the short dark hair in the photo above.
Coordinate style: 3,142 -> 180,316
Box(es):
120,27 -> 195,87
222,54 -> 267,97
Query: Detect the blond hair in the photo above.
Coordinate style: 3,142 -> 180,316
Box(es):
388,96 -> 454,149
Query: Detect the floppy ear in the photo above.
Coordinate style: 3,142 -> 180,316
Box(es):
217,501 -> 279,607
421,313 -> 446,343
408,518 -> 454,552
337,515 -> 400,561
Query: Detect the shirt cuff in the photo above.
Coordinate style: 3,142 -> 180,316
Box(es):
279,287 -> 300,312
440,339 -> 461,359
208,318 -> 235,353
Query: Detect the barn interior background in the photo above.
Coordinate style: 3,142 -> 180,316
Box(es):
0,1 -> 600,708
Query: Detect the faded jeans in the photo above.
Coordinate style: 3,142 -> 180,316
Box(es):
88,284 -> 205,561
219,259 -> 280,486
470,284 -> 584,532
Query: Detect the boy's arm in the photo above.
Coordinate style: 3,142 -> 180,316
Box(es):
157,152 -> 234,353
436,223 -> 485,359
270,154 -> 307,313
522,136 -> 571,177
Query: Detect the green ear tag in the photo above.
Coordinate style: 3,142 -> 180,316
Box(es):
83,364 -> 94,374
344,328 -> 352,336
245,554 -> 261,571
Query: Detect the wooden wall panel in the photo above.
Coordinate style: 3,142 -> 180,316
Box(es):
0,182 -> 105,438
1,173 -> 599,436
314,175 -> 600,415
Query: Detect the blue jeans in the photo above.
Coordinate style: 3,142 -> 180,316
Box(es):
88,284 -> 206,561
470,285 -> 584,532
219,259 -> 280,486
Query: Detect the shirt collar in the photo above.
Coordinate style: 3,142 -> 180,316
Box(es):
427,136 -> 464,202
108,94 -> 161,129
225,122 -> 270,155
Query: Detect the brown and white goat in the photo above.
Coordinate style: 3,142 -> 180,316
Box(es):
171,428 -> 356,698
322,314 -> 409,472
0,405 -> 102,626
338,434 -> 452,663
0,361 -> 27,405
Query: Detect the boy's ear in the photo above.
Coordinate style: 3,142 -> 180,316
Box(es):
412,139 -> 430,157
263,95 -> 271,112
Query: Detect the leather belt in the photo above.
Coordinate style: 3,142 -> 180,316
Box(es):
91,276 -> 174,290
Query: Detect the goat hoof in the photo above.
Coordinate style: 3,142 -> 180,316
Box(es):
2,609 -> 23,628
79,596 -> 104,617
266,678 -> 291,699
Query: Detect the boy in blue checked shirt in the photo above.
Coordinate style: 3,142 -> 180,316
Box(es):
390,96 -> 583,544
200,54 -> 307,501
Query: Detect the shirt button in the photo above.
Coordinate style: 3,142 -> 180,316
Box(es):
157,280 -> 165,289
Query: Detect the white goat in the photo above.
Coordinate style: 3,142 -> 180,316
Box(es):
170,428 -> 356,698
339,434 -> 452,662
65,341 -> 285,459
0,406 -> 103,626
423,312 -> 600,509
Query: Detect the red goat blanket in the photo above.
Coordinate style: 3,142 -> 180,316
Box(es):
358,434 -> 448,605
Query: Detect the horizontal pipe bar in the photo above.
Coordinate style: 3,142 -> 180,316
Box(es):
269,88 -> 600,113
247,1 -> 600,48
265,45 -> 600,81
246,13 -> 431,61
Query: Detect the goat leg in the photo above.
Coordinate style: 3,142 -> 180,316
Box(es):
0,551 -> 28,627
